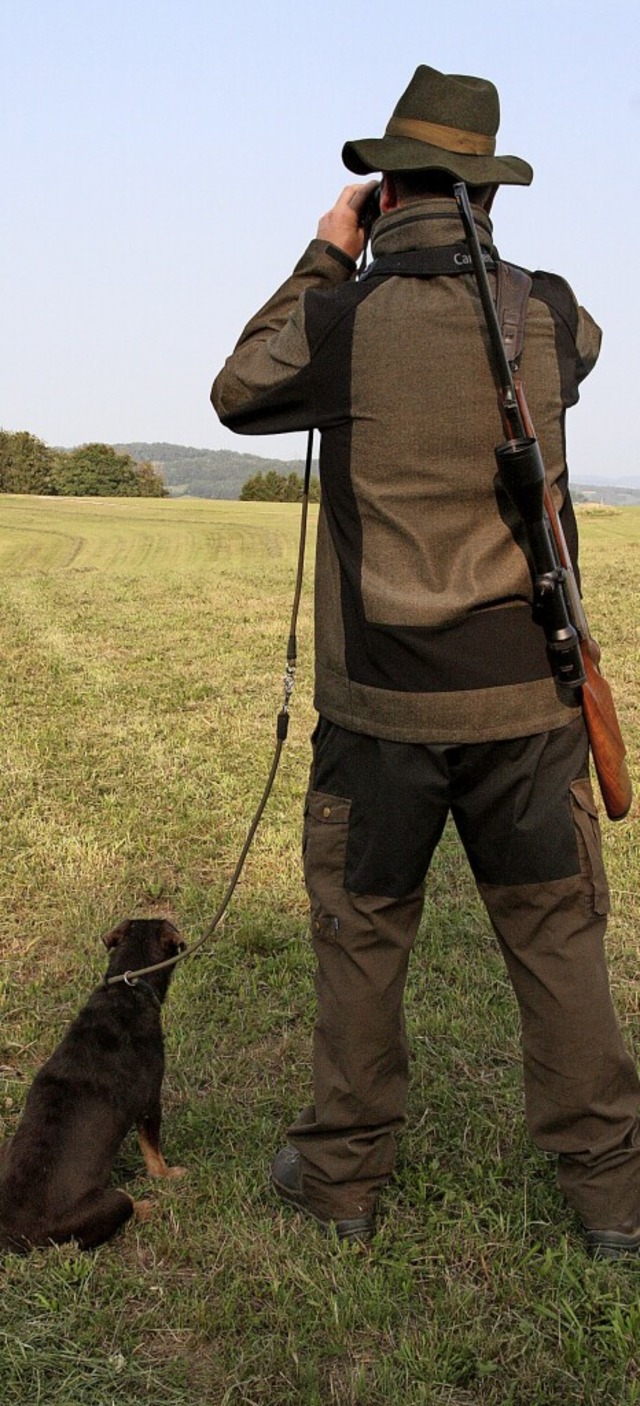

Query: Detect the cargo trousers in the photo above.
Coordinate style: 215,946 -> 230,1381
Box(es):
289,715 -> 640,1230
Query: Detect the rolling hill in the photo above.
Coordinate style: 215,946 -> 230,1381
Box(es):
113,442 -> 318,500
113,441 -> 640,507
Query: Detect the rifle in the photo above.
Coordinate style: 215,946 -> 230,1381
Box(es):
454,181 -> 632,821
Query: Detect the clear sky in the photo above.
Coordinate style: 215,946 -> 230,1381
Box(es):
2,0 -> 639,481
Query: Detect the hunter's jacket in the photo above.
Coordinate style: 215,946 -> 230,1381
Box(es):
212,199 -> 601,744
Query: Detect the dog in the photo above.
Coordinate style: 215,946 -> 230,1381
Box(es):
0,917 -> 186,1253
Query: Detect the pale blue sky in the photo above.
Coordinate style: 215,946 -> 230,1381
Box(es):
2,0 -> 639,481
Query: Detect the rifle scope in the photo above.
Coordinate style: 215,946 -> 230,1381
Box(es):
495,435 -> 585,688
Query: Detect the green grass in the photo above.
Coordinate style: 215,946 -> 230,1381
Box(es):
1,495 -> 639,1405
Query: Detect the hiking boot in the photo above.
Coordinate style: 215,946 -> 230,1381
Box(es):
271,1146 -> 375,1244
586,1225 -> 640,1261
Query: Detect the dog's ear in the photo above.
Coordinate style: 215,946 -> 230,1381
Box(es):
102,920 -> 131,950
159,919 -> 185,953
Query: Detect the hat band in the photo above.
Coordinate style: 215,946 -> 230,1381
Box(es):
386,116 -> 495,157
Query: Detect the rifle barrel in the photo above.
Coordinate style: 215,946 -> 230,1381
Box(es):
454,180 -> 584,689
453,183 -> 522,431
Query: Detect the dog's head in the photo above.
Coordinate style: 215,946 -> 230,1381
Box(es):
102,918 -> 185,984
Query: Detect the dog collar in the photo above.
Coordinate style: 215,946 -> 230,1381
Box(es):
125,974 -> 162,1010
104,972 -> 162,1010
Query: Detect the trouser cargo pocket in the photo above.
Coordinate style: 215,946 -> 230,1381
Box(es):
303,790 -> 352,942
569,777 -> 610,915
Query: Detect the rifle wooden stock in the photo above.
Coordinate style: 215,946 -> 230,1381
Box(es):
514,378 -> 632,821
580,646 -> 632,820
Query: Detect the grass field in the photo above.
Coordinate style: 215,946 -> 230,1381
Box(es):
1,494 -> 639,1406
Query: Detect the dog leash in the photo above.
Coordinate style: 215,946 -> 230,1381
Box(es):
106,430 -> 315,989
107,213 -> 380,992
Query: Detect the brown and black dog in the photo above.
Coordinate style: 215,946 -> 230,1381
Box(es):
0,917 -> 186,1253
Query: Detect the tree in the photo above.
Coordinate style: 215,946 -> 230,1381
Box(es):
240,469 -> 320,502
130,459 -> 167,498
0,430 -> 57,494
53,443 -> 167,497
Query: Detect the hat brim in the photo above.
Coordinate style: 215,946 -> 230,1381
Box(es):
342,136 -> 532,187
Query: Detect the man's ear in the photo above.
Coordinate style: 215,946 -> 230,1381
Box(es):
380,174 -> 399,214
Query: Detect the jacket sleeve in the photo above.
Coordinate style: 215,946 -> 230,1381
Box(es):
211,240 -> 356,435
530,270 -> 602,406
575,303 -> 602,384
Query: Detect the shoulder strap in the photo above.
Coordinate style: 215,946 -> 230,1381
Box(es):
496,262 -> 532,368
361,244 -> 497,280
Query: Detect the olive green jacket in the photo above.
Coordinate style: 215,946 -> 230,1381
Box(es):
212,199 -> 601,743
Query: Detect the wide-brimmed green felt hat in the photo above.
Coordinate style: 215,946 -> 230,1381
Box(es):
342,65 -> 532,187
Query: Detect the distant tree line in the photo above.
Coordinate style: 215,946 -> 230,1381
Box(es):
110,443 -> 323,498
0,431 -> 167,497
240,469 -> 320,502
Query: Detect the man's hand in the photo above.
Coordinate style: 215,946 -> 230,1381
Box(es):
316,181 -> 380,261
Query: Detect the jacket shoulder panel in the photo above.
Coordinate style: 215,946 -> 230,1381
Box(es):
302,277 -> 380,356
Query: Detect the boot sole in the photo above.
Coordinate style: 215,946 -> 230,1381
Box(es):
587,1228 -> 640,1261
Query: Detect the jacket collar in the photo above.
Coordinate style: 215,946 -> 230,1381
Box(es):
371,198 -> 494,258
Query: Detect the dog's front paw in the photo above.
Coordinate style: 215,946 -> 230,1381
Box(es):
132,1198 -> 155,1222
163,1165 -> 188,1180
